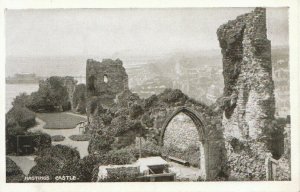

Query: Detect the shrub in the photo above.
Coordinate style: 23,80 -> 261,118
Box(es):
80,154 -> 109,182
51,135 -> 65,142
109,115 -> 129,136
101,112 -> 113,125
88,134 -> 115,154
144,94 -> 158,109
6,106 -> 36,129
12,92 -> 31,108
106,148 -> 137,165
28,156 -> 61,182
60,159 -> 82,182
35,145 -> 80,164
31,132 -> 52,152
141,113 -> 154,128
28,145 -> 81,182
6,131 -> 51,155
129,104 -> 144,119
69,134 -> 91,141
116,90 -> 141,108
130,141 -> 161,158
102,167 -> 140,182
158,88 -> 188,104
86,96 -> 106,116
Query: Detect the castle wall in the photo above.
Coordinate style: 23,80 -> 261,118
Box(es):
217,8 -> 275,141
86,59 -> 129,106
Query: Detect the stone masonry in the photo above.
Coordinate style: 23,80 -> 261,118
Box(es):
217,8 -> 276,180
217,8 -> 275,141
86,58 -> 129,106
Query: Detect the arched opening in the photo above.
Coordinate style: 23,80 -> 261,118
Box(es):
160,107 -> 207,180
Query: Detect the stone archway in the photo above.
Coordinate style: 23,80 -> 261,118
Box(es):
159,106 -> 209,180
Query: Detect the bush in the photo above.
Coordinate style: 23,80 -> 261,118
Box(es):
60,159 -> 82,182
158,88 -> 188,104
88,134 -> 115,154
144,94 -> 158,109
69,134 -> 91,141
6,106 -> 36,129
109,115 -> 129,136
28,145 -> 81,182
5,130 -> 51,155
130,141 -> 161,158
102,167 -> 140,182
51,135 -> 65,142
86,96 -> 106,116
35,145 -> 80,164
12,92 -> 31,108
129,104 -> 144,119
106,148 -> 137,165
80,154 -> 109,182
141,113 -> 154,128
28,156 -> 61,182
116,90 -> 141,108
31,132 -> 52,152
101,112 -> 113,126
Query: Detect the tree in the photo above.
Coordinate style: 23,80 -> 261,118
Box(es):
12,92 -> 31,108
28,76 -> 69,112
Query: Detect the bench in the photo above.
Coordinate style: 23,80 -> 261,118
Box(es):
167,156 -> 190,166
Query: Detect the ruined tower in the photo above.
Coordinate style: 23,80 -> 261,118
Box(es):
217,8 -> 275,141
86,58 -> 129,106
217,8 -> 275,180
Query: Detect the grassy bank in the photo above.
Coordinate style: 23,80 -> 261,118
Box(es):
37,112 -> 86,129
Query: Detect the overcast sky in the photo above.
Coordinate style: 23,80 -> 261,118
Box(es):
6,8 -> 288,58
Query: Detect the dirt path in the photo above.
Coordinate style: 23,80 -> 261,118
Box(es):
8,155 -> 36,176
168,162 -> 201,181
29,115 -> 89,158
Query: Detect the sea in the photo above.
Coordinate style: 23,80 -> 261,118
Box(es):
6,84 -> 39,112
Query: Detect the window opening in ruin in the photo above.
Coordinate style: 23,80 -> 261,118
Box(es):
162,112 -> 202,169
104,75 -> 108,83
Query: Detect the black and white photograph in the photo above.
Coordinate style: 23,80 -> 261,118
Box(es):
1,0 -> 300,191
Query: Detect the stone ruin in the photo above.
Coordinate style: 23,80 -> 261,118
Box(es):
217,7 -> 275,141
86,8 -> 289,181
86,58 -> 129,107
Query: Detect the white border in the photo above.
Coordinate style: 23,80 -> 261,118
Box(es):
0,0 -> 299,192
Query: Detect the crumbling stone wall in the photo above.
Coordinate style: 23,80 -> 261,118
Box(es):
218,7 -> 275,140
217,8 -> 276,180
163,113 -> 199,150
86,59 -> 128,107
88,88 -> 226,180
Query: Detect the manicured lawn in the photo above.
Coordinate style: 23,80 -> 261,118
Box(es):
37,112 -> 86,129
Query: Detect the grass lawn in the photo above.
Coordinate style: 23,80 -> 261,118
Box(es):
37,112 -> 86,129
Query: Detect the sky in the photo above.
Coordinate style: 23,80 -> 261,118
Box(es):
5,7 -> 289,58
